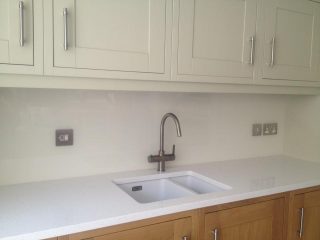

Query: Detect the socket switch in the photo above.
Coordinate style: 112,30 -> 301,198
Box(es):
263,123 -> 278,136
56,129 -> 73,146
252,123 -> 262,136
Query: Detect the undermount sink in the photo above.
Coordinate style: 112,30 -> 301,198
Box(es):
113,171 -> 232,204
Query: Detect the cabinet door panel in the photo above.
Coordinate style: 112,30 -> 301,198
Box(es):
304,208 -> 320,240
262,0 -> 320,81
293,190 -> 320,240
0,0 -> 33,65
53,0 -> 166,73
204,199 -> 284,240
178,0 -> 257,79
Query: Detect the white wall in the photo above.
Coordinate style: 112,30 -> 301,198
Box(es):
0,89 -> 288,186
284,95 -> 320,162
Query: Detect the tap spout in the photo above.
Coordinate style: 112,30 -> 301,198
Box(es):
159,113 -> 182,156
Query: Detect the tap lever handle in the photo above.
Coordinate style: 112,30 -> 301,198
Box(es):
172,144 -> 175,155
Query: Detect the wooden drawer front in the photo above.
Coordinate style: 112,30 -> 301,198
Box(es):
204,199 -> 284,240
93,221 -> 173,240
67,217 -> 192,240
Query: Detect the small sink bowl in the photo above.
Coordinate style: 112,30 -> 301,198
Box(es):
113,171 -> 231,204
170,175 -> 227,194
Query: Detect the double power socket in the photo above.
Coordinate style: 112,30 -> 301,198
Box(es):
252,123 -> 278,136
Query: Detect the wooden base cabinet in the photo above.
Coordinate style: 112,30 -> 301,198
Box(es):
288,188 -> 320,240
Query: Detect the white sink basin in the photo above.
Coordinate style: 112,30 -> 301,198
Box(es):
113,171 -> 231,203
115,178 -> 195,203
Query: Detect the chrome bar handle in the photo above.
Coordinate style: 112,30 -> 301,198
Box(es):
63,8 -> 68,51
298,208 -> 304,238
249,36 -> 255,65
212,229 -> 218,240
269,37 -> 275,67
19,1 -> 24,47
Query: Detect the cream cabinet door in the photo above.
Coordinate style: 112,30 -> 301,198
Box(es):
0,0 -> 33,65
52,0 -> 168,75
177,0 -> 257,82
262,0 -> 320,82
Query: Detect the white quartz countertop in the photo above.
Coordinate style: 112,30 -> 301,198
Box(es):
1,155 -> 320,240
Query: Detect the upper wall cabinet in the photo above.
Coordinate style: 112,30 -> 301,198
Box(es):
0,0 -> 43,74
260,0 -> 320,82
175,0 -> 258,83
1,0 -> 320,91
44,0 -> 173,81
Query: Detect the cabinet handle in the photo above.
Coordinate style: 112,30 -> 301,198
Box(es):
249,36 -> 255,65
182,236 -> 189,240
269,37 -> 275,67
212,229 -> 218,240
19,1 -> 24,47
298,208 -> 304,238
63,8 -> 68,51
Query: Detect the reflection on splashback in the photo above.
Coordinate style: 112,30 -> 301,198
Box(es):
0,89 -> 288,185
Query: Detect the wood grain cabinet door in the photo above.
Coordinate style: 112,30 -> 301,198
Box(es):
52,0 -> 168,74
291,190 -> 320,240
261,0 -> 320,82
204,199 -> 285,240
0,0 -> 33,65
177,0 -> 257,81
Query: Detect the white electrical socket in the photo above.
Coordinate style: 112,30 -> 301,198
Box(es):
263,123 -> 278,136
